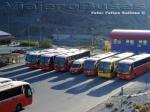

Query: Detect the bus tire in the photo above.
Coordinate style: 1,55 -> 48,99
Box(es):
16,103 -> 22,112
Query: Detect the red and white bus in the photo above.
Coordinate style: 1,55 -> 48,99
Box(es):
25,50 -> 51,69
0,78 -> 32,112
98,52 -> 134,78
69,57 -> 89,74
54,49 -> 90,72
40,48 -> 78,71
83,52 -> 118,76
26,48 -> 69,69
117,54 -> 150,80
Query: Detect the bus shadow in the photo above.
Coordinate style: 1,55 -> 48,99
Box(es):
132,72 -> 150,83
48,72 -> 78,82
87,79 -> 128,97
65,78 -> 107,94
25,71 -> 61,84
14,70 -> 47,80
51,74 -> 93,90
1,67 -> 32,78
0,64 -> 26,72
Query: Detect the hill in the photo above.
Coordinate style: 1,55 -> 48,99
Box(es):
0,0 -> 150,40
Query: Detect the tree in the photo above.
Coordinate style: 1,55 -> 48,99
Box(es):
39,38 -> 52,48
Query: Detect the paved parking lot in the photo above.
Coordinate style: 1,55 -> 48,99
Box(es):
0,64 -> 149,112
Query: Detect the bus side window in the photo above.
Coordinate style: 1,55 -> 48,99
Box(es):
23,85 -> 32,98
0,86 -> 23,101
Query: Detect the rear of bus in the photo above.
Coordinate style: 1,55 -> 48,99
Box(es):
83,59 -> 98,76
40,54 -> 55,71
0,79 -> 33,112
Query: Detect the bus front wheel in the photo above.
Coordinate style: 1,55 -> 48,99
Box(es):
16,103 -> 23,112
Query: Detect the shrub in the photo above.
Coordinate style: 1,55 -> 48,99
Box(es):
135,103 -> 142,110
20,40 -> 39,47
39,38 -> 52,48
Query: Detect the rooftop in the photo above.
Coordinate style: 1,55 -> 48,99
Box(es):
111,29 -> 150,39
0,30 -> 15,40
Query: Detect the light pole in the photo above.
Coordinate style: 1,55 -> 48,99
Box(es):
7,14 -> 10,32
37,18 -> 42,41
27,25 -> 30,47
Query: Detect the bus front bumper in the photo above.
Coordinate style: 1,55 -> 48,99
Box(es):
41,66 -> 54,71
55,66 -> 66,72
70,68 -> 82,74
28,64 -> 40,69
84,71 -> 97,76
98,72 -> 112,79
117,74 -> 133,80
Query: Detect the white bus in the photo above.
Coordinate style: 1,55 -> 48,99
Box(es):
117,54 -> 150,80
69,57 -> 89,74
0,78 -> 32,112
98,52 -> 134,79
83,52 -> 118,76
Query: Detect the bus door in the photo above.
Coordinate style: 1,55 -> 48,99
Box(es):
23,85 -> 32,105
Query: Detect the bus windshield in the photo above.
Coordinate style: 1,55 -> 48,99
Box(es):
84,60 -> 96,70
26,54 -> 38,64
117,63 -> 131,74
71,63 -> 80,68
54,57 -> 66,67
99,62 -> 111,72
40,56 -> 49,66
24,85 -> 32,98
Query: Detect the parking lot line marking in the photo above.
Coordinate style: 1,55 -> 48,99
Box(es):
8,69 -> 42,79
0,67 -> 29,76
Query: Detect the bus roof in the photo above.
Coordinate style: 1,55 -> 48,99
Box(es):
0,79 -> 29,92
101,52 -> 134,63
56,49 -> 89,58
111,29 -> 150,39
118,53 -> 150,64
0,78 -> 12,83
86,52 -> 117,61
73,57 -> 89,64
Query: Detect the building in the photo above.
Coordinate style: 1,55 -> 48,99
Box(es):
0,30 -> 15,45
111,29 -> 150,53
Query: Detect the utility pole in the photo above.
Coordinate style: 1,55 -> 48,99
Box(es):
37,18 -> 42,41
28,25 -> 30,47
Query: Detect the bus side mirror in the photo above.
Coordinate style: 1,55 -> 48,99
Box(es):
130,66 -> 133,73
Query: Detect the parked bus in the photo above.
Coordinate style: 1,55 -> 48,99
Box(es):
40,52 -> 67,71
98,52 -> 134,79
39,48 -> 78,71
54,50 -> 90,72
25,48 -> 68,69
117,54 -> 150,80
0,78 -> 32,112
25,50 -> 50,69
83,52 -> 117,76
69,57 -> 89,74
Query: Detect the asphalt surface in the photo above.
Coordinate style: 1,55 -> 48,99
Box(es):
0,64 -> 149,112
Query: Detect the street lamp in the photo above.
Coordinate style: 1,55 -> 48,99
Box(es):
37,18 -> 42,41
27,25 -> 30,47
